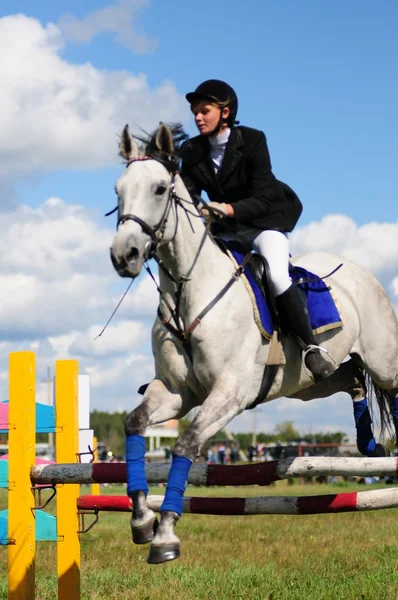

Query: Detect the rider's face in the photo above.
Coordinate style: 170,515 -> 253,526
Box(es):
192,101 -> 229,136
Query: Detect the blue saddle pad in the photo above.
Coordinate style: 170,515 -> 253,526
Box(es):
224,242 -> 343,340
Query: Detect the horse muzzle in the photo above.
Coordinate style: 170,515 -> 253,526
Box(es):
110,242 -> 145,278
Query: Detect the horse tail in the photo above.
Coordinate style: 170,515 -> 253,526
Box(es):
366,373 -> 395,445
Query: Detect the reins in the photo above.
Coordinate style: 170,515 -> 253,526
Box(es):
105,155 -> 252,354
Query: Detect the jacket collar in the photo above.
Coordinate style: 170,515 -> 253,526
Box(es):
185,135 -> 220,191
183,128 -> 244,190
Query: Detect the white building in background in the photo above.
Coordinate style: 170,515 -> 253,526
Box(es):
145,419 -> 179,456
37,372 -> 94,463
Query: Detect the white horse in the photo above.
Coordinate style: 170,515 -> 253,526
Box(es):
110,123 -> 398,564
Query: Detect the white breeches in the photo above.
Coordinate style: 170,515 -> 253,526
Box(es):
252,230 -> 292,297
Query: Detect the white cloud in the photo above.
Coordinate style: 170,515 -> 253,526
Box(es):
392,276 -> 398,297
0,14 -> 188,177
86,353 -> 148,388
70,320 -> 147,357
0,196 -> 158,410
0,198 -> 112,278
391,277 -> 398,314
0,198 -> 116,338
290,214 -> 398,280
58,0 -> 158,54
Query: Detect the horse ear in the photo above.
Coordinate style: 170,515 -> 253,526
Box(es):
119,125 -> 139,161
155,123 -> 174,154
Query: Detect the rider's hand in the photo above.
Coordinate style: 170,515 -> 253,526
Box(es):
200,202 -> 234,223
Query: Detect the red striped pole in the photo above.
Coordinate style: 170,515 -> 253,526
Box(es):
77,487 -> 398,516
78,495 -> 132,512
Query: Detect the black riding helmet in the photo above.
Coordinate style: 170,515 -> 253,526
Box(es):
185,79 -> 238,127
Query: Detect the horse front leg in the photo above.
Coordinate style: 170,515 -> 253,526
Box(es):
125,379 -> 193,545
147,377 -> 245,564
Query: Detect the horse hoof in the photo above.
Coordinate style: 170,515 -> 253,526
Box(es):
132,517 -> 159,545
147,544 -> 180,564
368,444 -> 390,457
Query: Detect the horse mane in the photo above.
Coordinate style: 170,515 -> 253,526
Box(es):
133,122 -> 189,171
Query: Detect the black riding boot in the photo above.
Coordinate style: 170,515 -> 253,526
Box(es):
276,284 -> 335,382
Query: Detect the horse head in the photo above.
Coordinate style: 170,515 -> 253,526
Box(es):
110,123 -> 186,278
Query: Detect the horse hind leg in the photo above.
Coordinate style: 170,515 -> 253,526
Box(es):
350,372 -> 391,457
290,360 -> 389,456
336,360 -> 390,456
124,379 -> 195,546
391,392 -> 398,443
350,352 -> 397,450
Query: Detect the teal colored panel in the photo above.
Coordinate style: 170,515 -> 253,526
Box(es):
0,401 -> 55,434
0,460 -> 7,488
36,510 -> 57,541
36,403 -> 56,433
0,510 -> 57,544
0,511 -> 8,545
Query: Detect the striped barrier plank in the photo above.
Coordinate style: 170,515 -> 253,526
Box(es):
78,487 -> 398,515
31,456 -> 398,486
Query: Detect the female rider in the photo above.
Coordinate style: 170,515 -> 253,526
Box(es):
180,79 -> 334,381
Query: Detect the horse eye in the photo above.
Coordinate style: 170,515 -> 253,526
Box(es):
155,185 -> 167,196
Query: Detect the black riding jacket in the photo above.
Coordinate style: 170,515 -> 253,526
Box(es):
180,125 -> 302,232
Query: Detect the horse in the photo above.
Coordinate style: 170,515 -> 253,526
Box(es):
109,122 -> 398,564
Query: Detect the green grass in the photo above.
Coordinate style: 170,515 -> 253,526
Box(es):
1,482 -> 398,600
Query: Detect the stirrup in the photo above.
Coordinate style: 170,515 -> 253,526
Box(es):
302,344 -> 337,379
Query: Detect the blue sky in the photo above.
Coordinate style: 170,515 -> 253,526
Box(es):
4,0 -> 398,223
0,1 -> 397,437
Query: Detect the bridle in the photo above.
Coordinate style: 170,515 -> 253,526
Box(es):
107,156 -> 180,260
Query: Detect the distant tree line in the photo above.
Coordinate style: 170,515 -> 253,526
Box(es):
90,410 -> 127,457
89,412 -> 347,458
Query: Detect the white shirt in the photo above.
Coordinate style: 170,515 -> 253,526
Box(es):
208,128 -> 231,173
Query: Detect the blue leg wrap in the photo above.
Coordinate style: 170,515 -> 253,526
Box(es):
126,435 -> 148,496
160,455 -> 192,516
353,398 -> 376,455
392,395 -> 398,442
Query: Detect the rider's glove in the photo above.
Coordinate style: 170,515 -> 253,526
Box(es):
200,202 -> 233,224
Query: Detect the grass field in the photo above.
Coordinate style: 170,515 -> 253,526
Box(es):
1,481 -> 398,600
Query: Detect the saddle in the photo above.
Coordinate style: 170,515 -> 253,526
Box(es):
217,239 -> 343,341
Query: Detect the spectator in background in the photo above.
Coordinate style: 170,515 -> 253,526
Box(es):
274,443 -> 284,460
247,444 -> 257,462
207,443 -> 219,464
230,442 -> 239,463
218,443 -> 226,464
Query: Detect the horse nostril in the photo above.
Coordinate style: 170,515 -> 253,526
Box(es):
110,248 -> 121,268
126,247 -> 139,262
